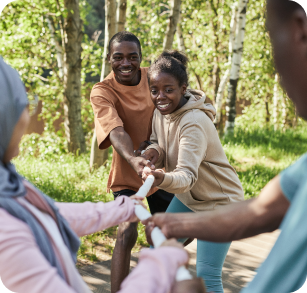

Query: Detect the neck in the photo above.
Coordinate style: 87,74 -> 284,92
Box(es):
173,95 -> 188,112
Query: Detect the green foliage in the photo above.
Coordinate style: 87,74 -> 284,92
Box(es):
0,0 -> 102,139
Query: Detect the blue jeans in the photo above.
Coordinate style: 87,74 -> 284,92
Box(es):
166,196 -> 231,293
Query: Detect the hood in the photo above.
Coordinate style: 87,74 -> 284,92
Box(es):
165,89 -> 216,122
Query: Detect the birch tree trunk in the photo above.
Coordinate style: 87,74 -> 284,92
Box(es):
63,0 -> 86,153
47,17 -> 64,79
224,0 -> 249,135
90,0 -> 118,170
176,14 -> 185,52
273,73 -> 279,131
281,94 -> 287,130
101,0 -> 117,81
116,0 -> 127,32
163,0 -> 181,50
214,4 -> 237,125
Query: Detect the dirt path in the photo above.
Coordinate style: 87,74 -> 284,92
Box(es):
78,230 -> 279,293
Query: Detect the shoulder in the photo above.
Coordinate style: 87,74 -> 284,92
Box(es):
90,78 -> 118,103
179,109 -> 211,126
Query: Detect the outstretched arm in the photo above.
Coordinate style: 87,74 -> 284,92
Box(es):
144,175 -> 290,242
110,126 -> 154,176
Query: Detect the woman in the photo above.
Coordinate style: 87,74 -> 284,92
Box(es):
0,58 -> 193,293
142,50 -> 244,293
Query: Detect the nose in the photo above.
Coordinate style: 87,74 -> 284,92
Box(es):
156,90 -> 166,101
121,58 -> 131,66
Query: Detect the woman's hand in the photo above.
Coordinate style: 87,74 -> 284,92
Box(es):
141,148 -> 159,166
135,141 -> 151,157
128,196 -> 148,222
142,168 -> 165,187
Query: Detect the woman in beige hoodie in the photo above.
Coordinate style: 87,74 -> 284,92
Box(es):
142,51 -> 244,293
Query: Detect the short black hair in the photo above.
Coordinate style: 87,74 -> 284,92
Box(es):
268,0 -> 305,21
108,31 -> 141,54
148,50 -> 189,86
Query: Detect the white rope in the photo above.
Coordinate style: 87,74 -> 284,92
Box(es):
134,174 -> 193,281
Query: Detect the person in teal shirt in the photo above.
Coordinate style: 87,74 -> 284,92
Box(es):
144,0 -> 307,292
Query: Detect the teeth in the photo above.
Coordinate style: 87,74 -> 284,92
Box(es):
158,104 -> 170,109
121,70 -> 132,73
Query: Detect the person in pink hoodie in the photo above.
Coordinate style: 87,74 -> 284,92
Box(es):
0,57 -> 204,293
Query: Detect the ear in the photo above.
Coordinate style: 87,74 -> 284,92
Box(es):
140,53 -> 142,63
107,53 -> 111,63
181,84 -> 187,95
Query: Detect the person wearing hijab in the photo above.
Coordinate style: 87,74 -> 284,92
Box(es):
0,57 -> 197,293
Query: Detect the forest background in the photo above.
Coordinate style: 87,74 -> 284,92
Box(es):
1,0 -> 307,264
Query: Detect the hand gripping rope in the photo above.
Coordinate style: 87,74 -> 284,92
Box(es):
133,172 -> 193,282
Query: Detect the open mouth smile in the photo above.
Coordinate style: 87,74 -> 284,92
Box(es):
119,69 -> 132,74
157,103 -> 171,111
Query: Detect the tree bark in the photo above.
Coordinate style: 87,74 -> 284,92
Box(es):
176,14 -> 185,52
273,73 -> 279,131
101,0 -> 117,81
163,0 -> 181,50
47,16 -> 64,79
281,94 -> 287,130
224,0 -> 249,135
63,0 -> 86,153
214,4 -> 237,125
90,0 -> 118,170
116,0 -> 127,32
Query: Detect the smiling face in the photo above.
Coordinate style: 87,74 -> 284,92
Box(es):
108,41 -> 142,86
149,72 -> 187,115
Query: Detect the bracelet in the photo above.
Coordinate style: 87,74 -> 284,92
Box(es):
144,140 -> 152,145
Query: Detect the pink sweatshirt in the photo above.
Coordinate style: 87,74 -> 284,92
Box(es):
0,196 -> 188,293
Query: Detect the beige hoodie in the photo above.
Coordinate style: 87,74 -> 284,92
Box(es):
147,89 -> 244,212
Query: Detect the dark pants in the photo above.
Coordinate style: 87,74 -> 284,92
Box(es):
113,189 -> 174,215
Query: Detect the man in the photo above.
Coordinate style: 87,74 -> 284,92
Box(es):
90,31 -> 174,293
144,1 -> 307,292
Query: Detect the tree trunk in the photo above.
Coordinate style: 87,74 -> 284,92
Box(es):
101,0 -> 117,81
163,0 -> 181,50
281,94 -> 287,130
47,16 -> 64,79
176,14 -> 185,52
224,0 -> 249,135
63,0 -> 86,153
116,0 -> 127,32
273,73 -> 279,131
90,0 -> 118,170
214,4 -> 237,125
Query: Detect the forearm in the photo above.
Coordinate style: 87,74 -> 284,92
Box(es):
165,176 -> 289,242
56,197 -> 135,237
109,126 -> 134,164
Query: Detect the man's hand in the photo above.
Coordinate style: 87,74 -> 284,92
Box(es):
141,148 -> 159,165
128,156 -> 155,177
143,213 -> 180,239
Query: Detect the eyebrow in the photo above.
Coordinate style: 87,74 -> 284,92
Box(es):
112,52 -> 139,56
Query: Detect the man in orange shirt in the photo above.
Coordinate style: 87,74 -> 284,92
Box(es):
90,32 -> 174,293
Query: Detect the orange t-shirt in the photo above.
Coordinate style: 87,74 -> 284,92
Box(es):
90,67 -> 155,193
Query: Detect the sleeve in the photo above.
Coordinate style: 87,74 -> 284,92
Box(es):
280,154 -> 307,202
158,115 -> 208,194
90,83 -> 124,149
147,111 -> 165,169
0,209 -> 76,293
118,247 -> 188,293
55,196 -> 136,237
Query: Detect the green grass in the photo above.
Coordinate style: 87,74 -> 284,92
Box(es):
13,127 -> 307,262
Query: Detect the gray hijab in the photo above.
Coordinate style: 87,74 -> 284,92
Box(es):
0,57 -> 80,281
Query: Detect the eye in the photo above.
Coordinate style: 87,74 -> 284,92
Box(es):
151,89 -> 158,96
114,56 -> 122,61
166,88 -> 173,93
130,55 -> 138,60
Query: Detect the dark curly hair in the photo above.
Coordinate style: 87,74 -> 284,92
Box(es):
148,50 -> 189,86
108,31 -> 141,54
